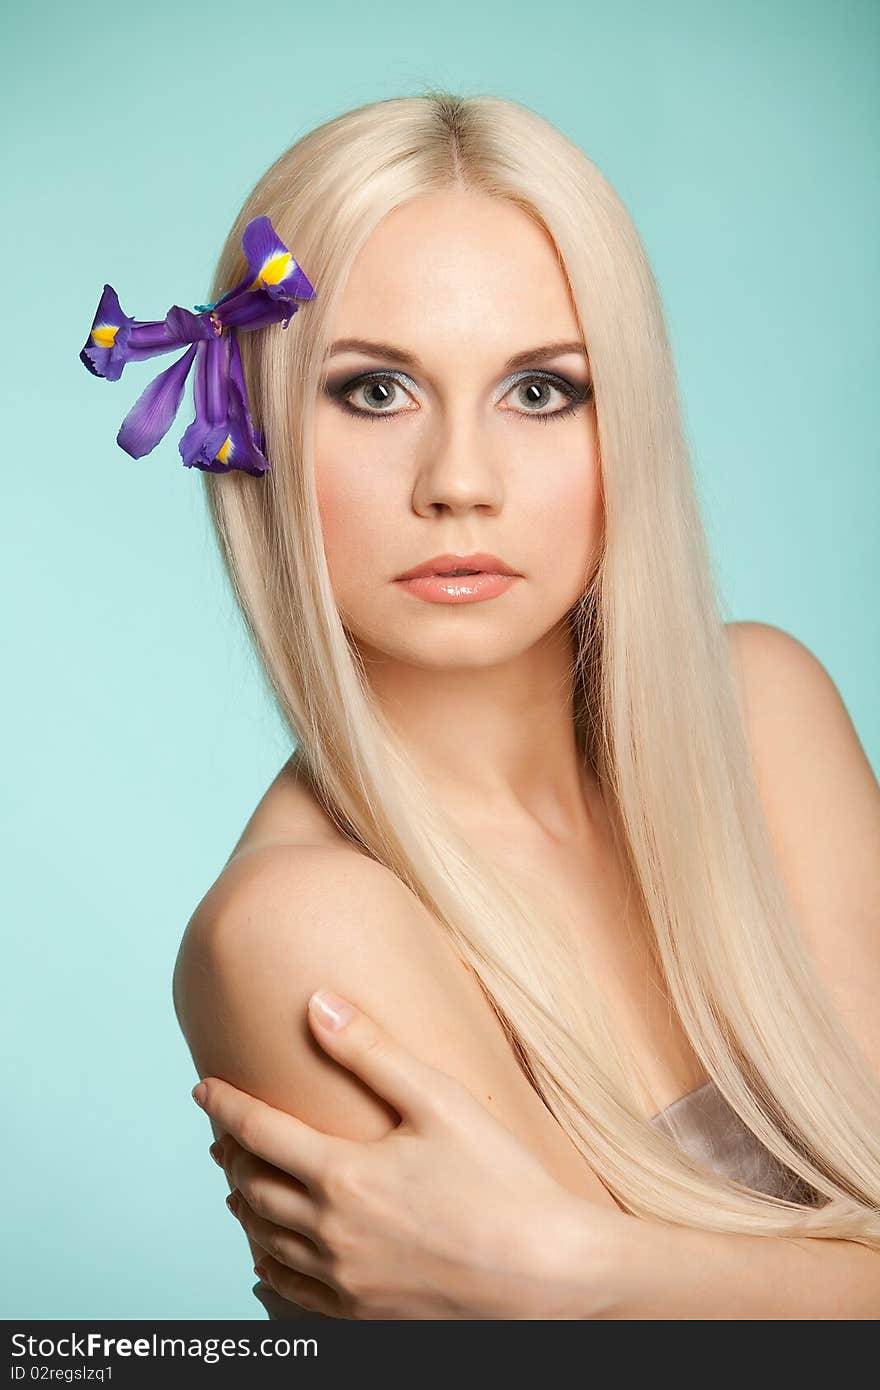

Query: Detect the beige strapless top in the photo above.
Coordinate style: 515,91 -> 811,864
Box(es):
251,1079 -> 813,1320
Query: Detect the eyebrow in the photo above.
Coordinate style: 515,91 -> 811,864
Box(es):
326,337 -> 588,372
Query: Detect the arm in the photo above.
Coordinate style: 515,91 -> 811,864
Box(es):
550,1204 -> 880,1318
583,622 -> 880,1320
174,840 -> 620,1310
726,621 -> 880,1077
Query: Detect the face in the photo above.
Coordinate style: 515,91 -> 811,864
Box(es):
313,191 -> 602,673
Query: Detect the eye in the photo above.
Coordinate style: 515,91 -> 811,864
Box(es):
324,369 -> 592,424
498,372 -> 592,423
325,371 -> 419,420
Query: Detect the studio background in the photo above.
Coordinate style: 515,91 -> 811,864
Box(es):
3,0 -> 877,1320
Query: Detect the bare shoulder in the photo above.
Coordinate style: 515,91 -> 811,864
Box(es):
173,841 -> 453,1116
723,620 -> 880,1082
224,748 -> 349,860
723,619 -> 876,817
173,836 -> 618,1209
724,618 -> 852,713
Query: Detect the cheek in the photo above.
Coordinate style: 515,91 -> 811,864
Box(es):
518,435 -> 603,592
314,408 -> 603,612
314,431 -> 394,594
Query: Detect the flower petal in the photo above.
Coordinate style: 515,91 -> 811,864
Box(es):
179,338 -> 231,470
80,285 -> 136,381
212,289 -> 294,332
179,334 -> 270,475
179,340 -> 217,466
241,215 -> 316,303
162,304 -> 217,345
81,287 -> 213,381
116,343 -> 199,459
219,371 -> 272,475
194,216 -> 315,335
226,331 -> 271,473
205,380 -> 271,475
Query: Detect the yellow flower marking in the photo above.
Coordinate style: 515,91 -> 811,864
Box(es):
215,435 -> 233,465
91,324 -> 118,349
248,250 -> 293,290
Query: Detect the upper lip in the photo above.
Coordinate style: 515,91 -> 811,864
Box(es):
395,552 -> 520,580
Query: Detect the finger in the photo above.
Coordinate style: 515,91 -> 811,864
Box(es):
221,1142 -> 320,1241
256,1254 -> 345,1318
193,1077 -> 339,1185
307,989 -> 459,1124
219,1134 -> 307,1196
228,1191 -> 328,1280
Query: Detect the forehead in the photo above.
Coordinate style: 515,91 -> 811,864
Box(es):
331,192 -> 581,349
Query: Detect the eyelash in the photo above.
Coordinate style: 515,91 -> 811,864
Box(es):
326,370 -> 593,426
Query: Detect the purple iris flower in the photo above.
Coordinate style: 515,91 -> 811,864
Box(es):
206,215 -> 316,326
80,294 -> 215,382
178,334 -> 270,476
80,215 -> 316,472
116,341 -> 201,459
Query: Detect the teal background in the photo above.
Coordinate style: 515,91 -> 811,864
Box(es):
2,0 -> 877,1320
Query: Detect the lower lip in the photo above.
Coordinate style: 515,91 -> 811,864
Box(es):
394,572 -> 519,604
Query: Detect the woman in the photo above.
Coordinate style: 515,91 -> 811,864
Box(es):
172,91 -> 880,1319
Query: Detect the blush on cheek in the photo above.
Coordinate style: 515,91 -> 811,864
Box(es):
530,471 -> 602,603
531,464 -> 601,538
315,471 -> 364,560
317,491 -> 389,608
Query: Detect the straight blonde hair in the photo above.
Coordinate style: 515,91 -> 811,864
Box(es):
200,91 -> 880,1248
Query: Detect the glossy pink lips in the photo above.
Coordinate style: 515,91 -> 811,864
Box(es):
394,572 -> 519,604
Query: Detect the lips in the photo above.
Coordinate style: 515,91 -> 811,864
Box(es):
395,552 -> 518,581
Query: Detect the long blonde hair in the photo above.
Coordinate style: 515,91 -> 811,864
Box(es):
200,91 -> 880,1247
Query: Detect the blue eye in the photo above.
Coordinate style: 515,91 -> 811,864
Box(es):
324,370 -> 593,424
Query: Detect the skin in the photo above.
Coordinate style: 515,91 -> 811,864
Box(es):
180,191 -> 880,1320
196,993 -> 625,1319
306,194 -> 699,1108
189,615 -> 880,1317
180,193 -> 880,1318
314,189 -> 604,841
179,190 -> 628,1318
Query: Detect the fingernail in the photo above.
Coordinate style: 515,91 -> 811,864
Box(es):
254,1262 -> 266,1279
226,1191 -> 240,1215
309,989 -> 354,1030
192,1082 -> 208,1108
209,1141 -> 224,1167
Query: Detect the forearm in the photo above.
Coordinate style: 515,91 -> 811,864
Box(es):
568,1205 -> 880,1319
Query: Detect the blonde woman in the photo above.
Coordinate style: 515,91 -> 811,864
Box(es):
173,91 -> 880,1320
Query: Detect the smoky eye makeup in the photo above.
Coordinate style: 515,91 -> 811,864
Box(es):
322,365 -> 593,424
323,367 -> 418,410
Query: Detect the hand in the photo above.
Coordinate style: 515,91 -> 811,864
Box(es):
193,989 -> 620,1319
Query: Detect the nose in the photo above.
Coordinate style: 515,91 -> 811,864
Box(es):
410,413 -> 504,518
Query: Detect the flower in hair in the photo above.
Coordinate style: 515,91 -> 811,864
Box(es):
80,216 -> 316,475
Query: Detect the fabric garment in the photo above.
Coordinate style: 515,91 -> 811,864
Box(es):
251,1078 -> 814,1320
649,1079 -> 815,1203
